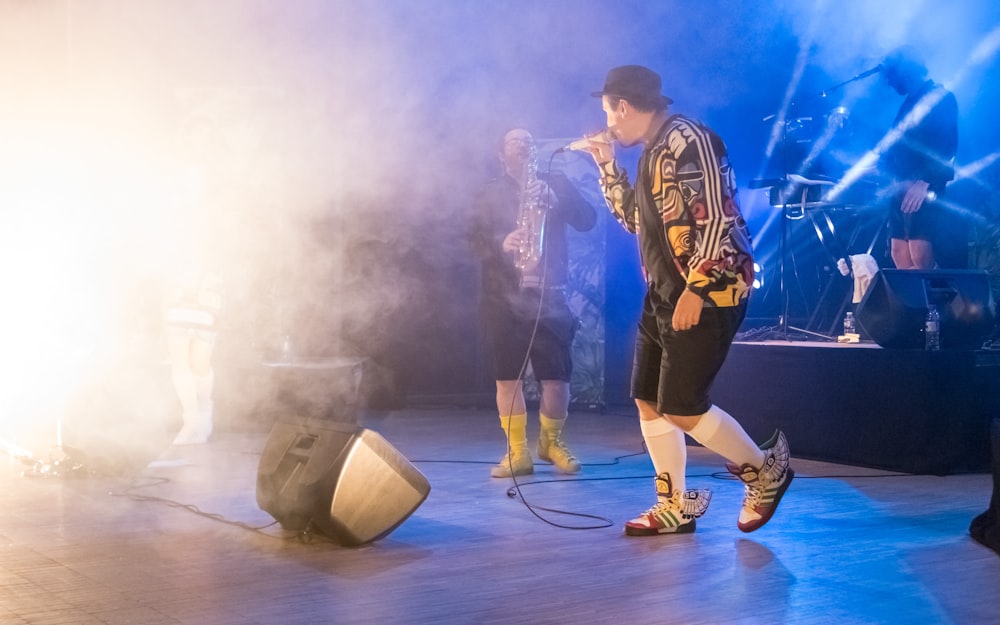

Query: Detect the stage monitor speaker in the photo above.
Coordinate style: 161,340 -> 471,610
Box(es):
856,269 -> 995,350
256,416 -> 430,546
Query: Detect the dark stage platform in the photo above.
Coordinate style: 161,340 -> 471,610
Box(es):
712,341 -> 1000,475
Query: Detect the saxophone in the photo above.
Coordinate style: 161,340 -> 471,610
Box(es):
514,144 -> 546,276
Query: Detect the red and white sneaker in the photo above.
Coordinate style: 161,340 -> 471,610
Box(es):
727,430 -> 794,533
624,472 -> 712,536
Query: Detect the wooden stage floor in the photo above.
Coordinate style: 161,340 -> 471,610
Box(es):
1,407 -> 998,624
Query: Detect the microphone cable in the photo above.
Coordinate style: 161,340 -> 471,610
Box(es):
499,147 -> 614,530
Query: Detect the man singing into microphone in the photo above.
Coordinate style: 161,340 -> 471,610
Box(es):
580,65 -> 793,535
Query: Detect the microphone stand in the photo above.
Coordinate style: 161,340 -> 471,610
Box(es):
765,64 -> 882,341
816,65 -> 883,100
763,108 -> 809,341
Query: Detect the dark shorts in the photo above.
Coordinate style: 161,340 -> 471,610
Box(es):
631,293 -> 746,416
888,190 -> 942,242
484,288 -> 577,382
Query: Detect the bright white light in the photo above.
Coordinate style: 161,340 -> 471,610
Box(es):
0,117 -> 189,452
954,150 -> 1000,182
752,262 -> 764,290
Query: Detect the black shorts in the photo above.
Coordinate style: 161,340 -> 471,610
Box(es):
484,288 -> 577,382
887,190 -> 942,241
631,293 -> 746,416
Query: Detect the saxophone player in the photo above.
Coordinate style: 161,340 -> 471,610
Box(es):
469,127 -> 597,478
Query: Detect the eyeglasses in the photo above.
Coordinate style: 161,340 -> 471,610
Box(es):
504,137 -> 534,146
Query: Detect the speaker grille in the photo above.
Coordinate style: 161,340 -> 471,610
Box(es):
322,430 -> 430,545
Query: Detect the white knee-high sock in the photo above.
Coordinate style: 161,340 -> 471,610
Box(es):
195,370 -> 214,437
171,365 -> 199,427
195,370 -> 214,417
640,418 -> 687,497
686,405 -> 765,468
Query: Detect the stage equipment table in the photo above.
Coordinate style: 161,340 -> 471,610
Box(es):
216,357 -> 393,432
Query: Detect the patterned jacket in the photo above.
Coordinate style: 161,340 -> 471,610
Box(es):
599,114 -> 754,309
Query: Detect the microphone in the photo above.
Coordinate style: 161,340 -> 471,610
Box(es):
822,64 -> 884,97
855,64 -> 883,80
557,128 -> 615,152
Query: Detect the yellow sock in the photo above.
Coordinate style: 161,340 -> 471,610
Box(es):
499,413 -> 528,453
539,413 -> 566,445
538,413 -> 580,473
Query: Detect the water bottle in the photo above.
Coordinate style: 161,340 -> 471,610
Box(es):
925,305 -> 940,351
843,311 -> 856,335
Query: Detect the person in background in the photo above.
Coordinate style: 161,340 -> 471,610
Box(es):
164,264 -> 222,445
880,46 -> 959,270
469,127 -> 596,478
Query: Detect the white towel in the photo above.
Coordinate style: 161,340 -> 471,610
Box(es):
838,254 -> 880,303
